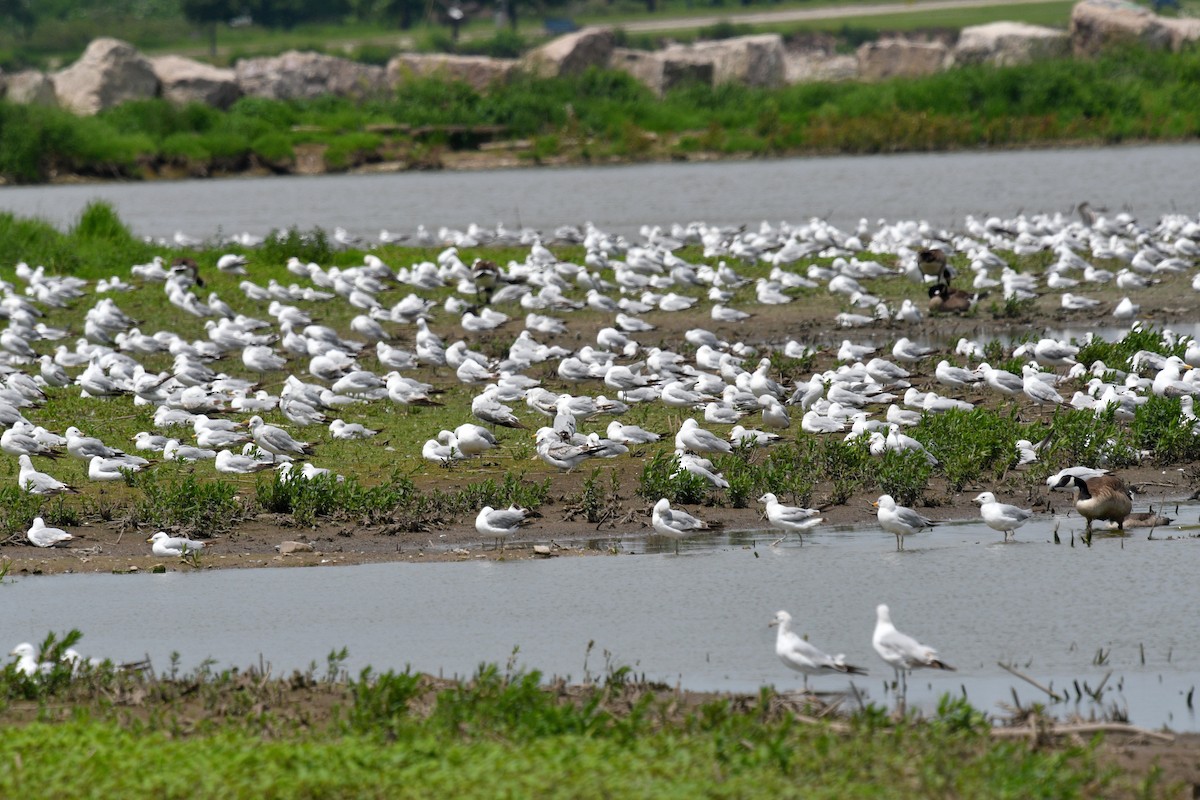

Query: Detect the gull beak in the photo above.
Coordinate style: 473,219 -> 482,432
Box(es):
145,536 -> 154,543
872,501 -> 879,508
767,619 -> 778,628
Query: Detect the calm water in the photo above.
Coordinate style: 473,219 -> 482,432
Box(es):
5,513 -> 1200,729
1,144 -> 1199,241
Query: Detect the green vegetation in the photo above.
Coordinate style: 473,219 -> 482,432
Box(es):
0,631 -> 1122,798
4,44 -> 1200,183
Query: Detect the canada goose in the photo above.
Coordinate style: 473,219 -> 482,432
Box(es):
927,283 -> 974,314
917,248 -> 948,278
1056,474 -> 1132,534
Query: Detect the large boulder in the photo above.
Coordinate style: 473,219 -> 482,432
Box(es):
856,38 -> 950,81
1159,16 -> 1200,51
523,26 -> 615,78
5,70 -> 57,106
235,51 -> 387,100
609,48 -> 714,95
151,55 -> 240,109
387,54 -> 518,91
951,22 -> 1070,66
784,51 -> 859,83
663,34 -> 785,88
1069,0 -> 1173,55
52,38 -> 159,115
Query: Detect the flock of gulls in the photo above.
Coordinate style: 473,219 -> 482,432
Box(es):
0,203 -> 1198,566
9,202 -> 1200,700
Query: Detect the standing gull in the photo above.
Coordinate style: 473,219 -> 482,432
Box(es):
872,603 -> 954,696
474,505 -> 532,551
759,493 -> 824,539
973,492 -> 1033,542
769,610 -> 866,689
651,498 -> 713,555
874,494 -> 935,551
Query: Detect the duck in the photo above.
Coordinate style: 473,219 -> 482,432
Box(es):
1053,474 -> 1133,535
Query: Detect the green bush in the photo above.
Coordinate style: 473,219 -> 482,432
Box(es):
160,132 -> 211,162
1131,395 -> 1200,464
251,132 -> 295,163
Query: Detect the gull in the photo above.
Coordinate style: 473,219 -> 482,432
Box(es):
1022,374 -> 1063,407
704,402 -> 744,425
248,416 -> 314,460
1045,466 -> 1109,488
89,455 -> 144,481
1062,293 -> 1101,310
874,494 -> 935,551
865,358 -> 911,387
535,429 -> 599,472
215,449 -> 275,474
769,610 -> 866,689
9,643 -> 49,677
423,434 -> 465,465
837,340 -> 876,362
163,439 -> 217,462
759,493 -> 823,536
885,404 -> 921,427
1031,338 -> 1078,368
885,424 -> 937,465
65,427 -> 126,460
453,424 -> 498,456
673,451 -> 728,488
1113,297 -> 1139,319
651,498 -> 712,555
216,253 -> 248,274
977,363 -> 1023,396
18,455 -> 77,495
147,531 -> 206,557
475,505 -> 531,550
973,492 -> 1033,542
892,337 -> 937,363
242,345 -> 286,374
675,418 -> 732,454
730,424 -> 780,447
329,419 -> 378,440
606,421 -> 661,445
1,427 -> 61,459
712,304 -> 750,322
472,391 -> 524,429
872,604 -> 954,695
27,517 -> 73,548
934,360 -> 980,388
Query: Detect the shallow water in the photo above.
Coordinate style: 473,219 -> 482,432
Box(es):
2,144 -> 1199,241
6,511 -> 1200,729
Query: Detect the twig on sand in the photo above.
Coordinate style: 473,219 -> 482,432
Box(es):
991,722 -> 1174,743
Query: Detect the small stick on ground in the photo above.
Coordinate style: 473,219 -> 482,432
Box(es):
998,661 -> 1062,701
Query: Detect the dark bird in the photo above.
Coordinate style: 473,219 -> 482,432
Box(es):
1055,474 -> 1133,536
916,248 -> 948,279
927,283 -> 975,314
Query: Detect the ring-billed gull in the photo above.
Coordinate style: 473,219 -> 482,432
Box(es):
972,492 -> 1033,542
769,610 -> 866,689
872,603 -> 954,695
758,493 -> 823,538
651,498 -> 712,555
147,531 -> 206,557
475,505 -> 531,550
1051,473 -> 1133,536
27,517 -> 73,548
9,643 -> 49,677
874,494 -> 935,551
248,415 -> 314,461
18,455 -> 77,495
674,418 -> 732,455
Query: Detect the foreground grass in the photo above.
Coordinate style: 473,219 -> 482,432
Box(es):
2,45 -> 1200,183
0,635 -> 1114,798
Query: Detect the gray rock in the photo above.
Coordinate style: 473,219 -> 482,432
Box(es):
1159,16 -> 1200,51
1069,0 -> 1173,55
951,22 -> 1070,67
151,55 -> 240,109
523,26 -> 615,78
235,50 -> 387,101
53,37 -> 159,115
856,38 -> 950,81
5,70 -> 57,106
610,48 -> 713,95
387,54 -> 518,92
662,34 -> 786,88
784,51 -> 859,84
